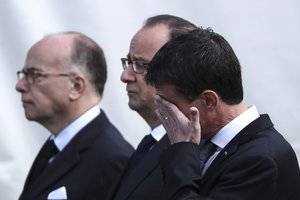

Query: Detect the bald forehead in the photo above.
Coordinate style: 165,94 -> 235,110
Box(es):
136,23 -> 170,47
26,34 -> 77,70
36,33 -> 76,51
32,34 -> 75,53
129,23 -> 170,61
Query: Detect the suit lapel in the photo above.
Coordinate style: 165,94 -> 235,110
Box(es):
204,114 -> 274,179
21,138 -> 52,193
25,146 -> 79,199
20,110 -> 109,199
114,135 -> 170,200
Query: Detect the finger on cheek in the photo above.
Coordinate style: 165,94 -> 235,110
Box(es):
154,95 -> 159,105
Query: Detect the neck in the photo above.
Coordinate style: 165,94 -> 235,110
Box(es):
43,97 -> 100,136
138,111 -> 161,130
207,101 -> 248,138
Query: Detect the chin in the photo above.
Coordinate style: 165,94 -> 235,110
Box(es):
24,112 -> 36,121
128,101 -> 141,112
25,115 -> 35,121
128,104 -> 138,111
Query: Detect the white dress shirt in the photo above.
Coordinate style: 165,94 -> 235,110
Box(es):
150,124 -> 166,142
50,105 -> 100,152
202,105 -> 260,175
142,124 -> 166,151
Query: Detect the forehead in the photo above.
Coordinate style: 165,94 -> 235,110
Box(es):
129,24 -> 170,61
25,35 -> 73,70
156,84 -> 192,113
156,84 -> 178,99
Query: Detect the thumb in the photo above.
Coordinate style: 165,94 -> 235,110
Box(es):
189,107 -> 199,125
189,107 -> 201,144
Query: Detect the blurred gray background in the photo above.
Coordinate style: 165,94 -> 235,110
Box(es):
1,0 -> 299,199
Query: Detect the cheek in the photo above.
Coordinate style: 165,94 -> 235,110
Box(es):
32,92 -> 55,110
136,75 -> 147,86
176,104 -> 191,118
23,91 -> 54,120
144,86 -> 156,97
140,88 -> 156,106
33,85 -> 69,107
138,78 -> 156,95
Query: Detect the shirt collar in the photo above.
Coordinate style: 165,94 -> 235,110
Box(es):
150,124 -> 166,142
51,105 -> 100,151
211,105 -> 259,149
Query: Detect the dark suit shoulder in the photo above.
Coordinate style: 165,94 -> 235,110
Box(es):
51,111 -> 133,200
76,110 -> 134,157
113,134 -> 170,200
159,114 -> 300,200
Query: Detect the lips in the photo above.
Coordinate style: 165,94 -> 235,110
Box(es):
126,85 -> 138,96
21,97 -> 33,105
127,90 -> 137,97
22,102 -> 32,109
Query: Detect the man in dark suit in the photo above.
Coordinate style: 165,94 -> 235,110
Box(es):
16,31 -> 134,200
112,15 -> 197,200
145,28 -> 300,199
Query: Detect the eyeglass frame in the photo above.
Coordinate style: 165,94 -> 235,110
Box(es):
121,58 -> 149,74
17,69 -> 73,84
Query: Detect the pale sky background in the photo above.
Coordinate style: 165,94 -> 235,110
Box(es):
1,0 -> 299,199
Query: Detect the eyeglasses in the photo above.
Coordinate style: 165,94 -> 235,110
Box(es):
121,58 -> 149,74
17,69 -> 73,84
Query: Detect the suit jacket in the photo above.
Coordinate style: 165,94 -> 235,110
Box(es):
19,110 -> 134,200
112,134 -> 170,200
160,114 -> 300,200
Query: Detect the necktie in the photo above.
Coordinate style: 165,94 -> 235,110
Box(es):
118,134 -> 156,187
199,140 -> 217,174
129,134 -> 157,169
30,139 -> 58,182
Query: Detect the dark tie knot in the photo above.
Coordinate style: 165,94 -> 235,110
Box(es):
28,139 -> 59,184
42,140 -> 59,159
136,134 -> 157,152
128,134 -> 156,168
199,140 -> 217,163
117,134 -> 157,187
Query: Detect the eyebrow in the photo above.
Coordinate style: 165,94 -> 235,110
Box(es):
26,66 -> 45,72
127,54 -> 149,63
24,67 -> 37,71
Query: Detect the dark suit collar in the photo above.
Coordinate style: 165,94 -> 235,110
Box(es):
113,134 -> 170,200
20,110 -> 109,199
204,114 -> 273,178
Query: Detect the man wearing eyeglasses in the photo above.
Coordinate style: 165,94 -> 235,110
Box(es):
16,31 -> 134,200
111,15 -> 197,200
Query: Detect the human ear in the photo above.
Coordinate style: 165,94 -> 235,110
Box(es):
201,90 -> 218,109
69,76 -> 85,100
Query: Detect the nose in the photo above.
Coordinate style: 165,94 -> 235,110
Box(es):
15,78 -> 28,93
120,66 -> 136,83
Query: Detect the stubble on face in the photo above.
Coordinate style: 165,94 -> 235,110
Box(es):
126,24 -> 170,115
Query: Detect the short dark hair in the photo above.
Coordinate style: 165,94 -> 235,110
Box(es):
144,14 -> 197,40
145,28 -> 243,105
68,32 -> 107,96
